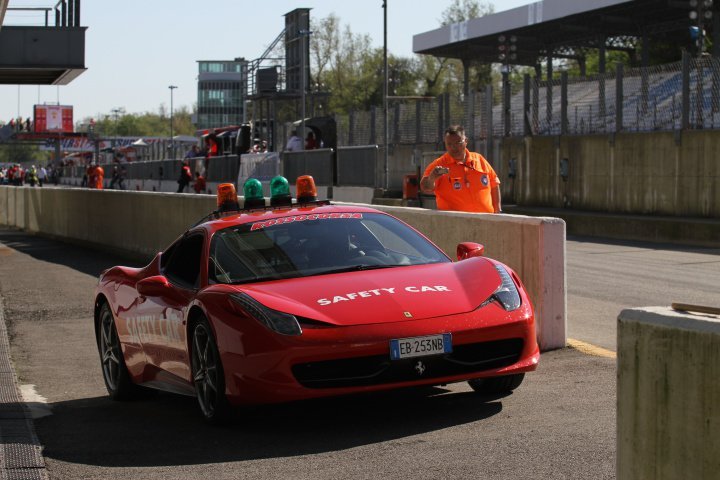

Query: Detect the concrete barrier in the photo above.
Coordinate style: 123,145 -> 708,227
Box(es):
617,307 -> 720,479
356,204 -> 566,351
0,186 -> 566,350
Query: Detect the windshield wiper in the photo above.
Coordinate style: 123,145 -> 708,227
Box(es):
314,264 -> 407,276
230,272 -> 302,284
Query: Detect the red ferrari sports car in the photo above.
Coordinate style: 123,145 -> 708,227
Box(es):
95,177 -> 539,423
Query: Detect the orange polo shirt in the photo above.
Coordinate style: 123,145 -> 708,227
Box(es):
423,150 -> 500,213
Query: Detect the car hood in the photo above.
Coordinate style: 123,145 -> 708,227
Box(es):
233,257 -> 502,326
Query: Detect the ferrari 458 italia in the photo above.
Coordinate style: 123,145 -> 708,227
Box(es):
94,177 -> 539,423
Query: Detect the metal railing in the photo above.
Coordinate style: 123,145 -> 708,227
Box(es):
4,0 -> 80,27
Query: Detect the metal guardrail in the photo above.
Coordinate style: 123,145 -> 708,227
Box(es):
336,145 -> 378,187
58,147 -> 393,192
281,149 -> 334,186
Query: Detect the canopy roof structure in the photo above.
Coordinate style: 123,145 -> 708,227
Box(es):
413,0 -> 715,66
0,0 -> 86,85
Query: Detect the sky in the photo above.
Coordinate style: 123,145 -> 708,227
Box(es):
1,0 -> 530,124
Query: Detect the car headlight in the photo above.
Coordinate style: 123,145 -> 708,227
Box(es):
479,264 -> 522,312
229,292 -> 302,336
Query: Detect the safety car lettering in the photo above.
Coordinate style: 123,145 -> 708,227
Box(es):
316,285 -> 451,306
250,213 -> 363,231
404,285 -> 451,293
125,309 -> 183,344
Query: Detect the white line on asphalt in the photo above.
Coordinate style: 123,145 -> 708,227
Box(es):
20,384 -> 53,419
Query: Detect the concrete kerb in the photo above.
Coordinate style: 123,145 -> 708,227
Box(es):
0,295 -> 48,480
0,186 -> 567,351
617,307 -> 720,480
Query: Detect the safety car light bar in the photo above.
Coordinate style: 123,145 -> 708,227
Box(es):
270,176 -> 292,207
217,183 -> 240,212
191,176 -> 330,227
296,175 -> 318,203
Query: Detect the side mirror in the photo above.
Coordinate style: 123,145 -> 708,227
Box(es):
457,242 -> 485,261
136,275 -> 171,297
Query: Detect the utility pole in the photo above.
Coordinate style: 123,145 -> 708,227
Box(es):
383,0 -> 389,190
111,108 -> 121,149
169,85 -> 178,159
299,24 -> 312,150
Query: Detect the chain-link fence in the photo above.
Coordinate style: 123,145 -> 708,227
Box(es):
332,54 -> 720,147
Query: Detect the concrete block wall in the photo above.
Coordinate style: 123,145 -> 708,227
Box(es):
0,186 -> 567,350
617,307 -> 720,479
498,131 -> 720,218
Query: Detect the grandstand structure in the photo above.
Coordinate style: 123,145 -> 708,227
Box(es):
492,54 -> 720,137
410,0 -> 720,139
324,1 -> 720,152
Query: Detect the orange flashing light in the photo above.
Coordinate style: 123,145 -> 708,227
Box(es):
217,183 -> 240,211
296,175 -> 318,203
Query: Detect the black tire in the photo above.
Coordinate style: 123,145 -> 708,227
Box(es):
191,318 -> 231,424
98,302 -> 140,400
467,373 -> 525,394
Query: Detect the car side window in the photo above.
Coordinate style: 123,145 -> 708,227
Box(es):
162,234 -> 204,289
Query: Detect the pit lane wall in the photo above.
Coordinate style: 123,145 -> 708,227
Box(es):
0,186 -> 566,350
617,307 -> 720,479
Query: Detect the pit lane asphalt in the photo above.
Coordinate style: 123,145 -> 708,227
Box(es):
0,227 -> 618,480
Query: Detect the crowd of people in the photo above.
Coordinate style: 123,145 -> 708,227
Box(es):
1,117 -> 33,133
0,164 -> 53,187
285,130 -> 320,151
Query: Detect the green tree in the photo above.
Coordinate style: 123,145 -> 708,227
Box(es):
311,16 -> 384,113
0,143 -> 48,165
78,105 -> 195,139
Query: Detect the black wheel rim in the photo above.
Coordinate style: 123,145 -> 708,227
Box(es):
100,308 -> 121,392
192,324 -> 220,418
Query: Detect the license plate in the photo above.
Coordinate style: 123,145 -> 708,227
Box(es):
390,334 -> 452,360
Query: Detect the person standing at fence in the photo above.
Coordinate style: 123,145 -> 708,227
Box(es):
37,165 -> 47,187
185,145 -> 200,159
118,166 -> 127,190
177,161 -> 192,193
193,171 -> 206,194
91,164 -> 105,190
285,130 -> 303,151
204,133 -> 218,172
305,131 -> 318,150
420,125 -> 501,214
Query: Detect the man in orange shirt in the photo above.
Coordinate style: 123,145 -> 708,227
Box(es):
94,165 -> 104,189
420,125 -> 501,213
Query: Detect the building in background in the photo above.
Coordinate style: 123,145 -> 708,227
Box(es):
195,58 -> 248,130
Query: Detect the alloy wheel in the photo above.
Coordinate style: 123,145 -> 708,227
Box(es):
192,323 -> 221,418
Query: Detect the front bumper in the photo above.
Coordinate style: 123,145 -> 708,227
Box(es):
214,304 -> 539,405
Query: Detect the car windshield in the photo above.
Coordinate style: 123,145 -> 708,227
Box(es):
208,212 -> 450,284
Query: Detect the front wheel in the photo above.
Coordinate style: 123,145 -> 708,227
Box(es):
191,319 -> 231,424
98,302 -> 140,400
467,373 -> 525,394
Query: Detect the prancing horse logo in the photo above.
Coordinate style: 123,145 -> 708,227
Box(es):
414,361 -> 426,376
